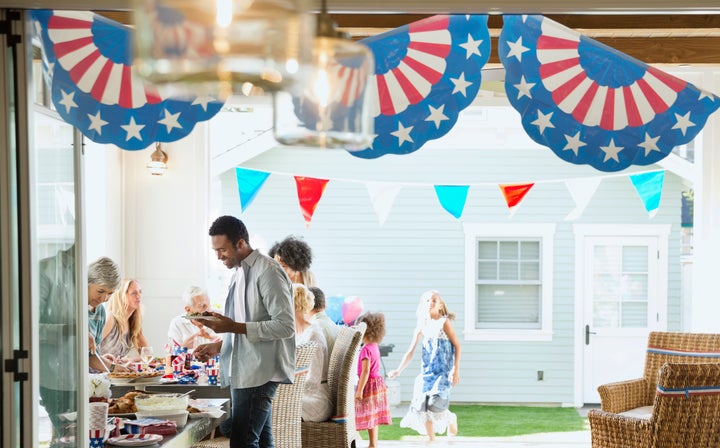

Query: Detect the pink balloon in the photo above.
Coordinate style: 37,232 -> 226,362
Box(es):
341,296 -> 364,325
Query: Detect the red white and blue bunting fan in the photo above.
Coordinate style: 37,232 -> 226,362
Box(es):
350,15 -> 491,158
30,10 -> 223,151
500,15 -> 719,172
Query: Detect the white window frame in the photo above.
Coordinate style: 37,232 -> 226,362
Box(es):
463,223 -> 556,341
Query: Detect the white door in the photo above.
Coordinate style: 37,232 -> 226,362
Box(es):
581,235 -> 666,403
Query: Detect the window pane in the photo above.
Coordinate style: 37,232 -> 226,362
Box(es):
622,273 -> 648,301
499,241 -> 518,260
594,301 -> 620,328
622,246 -> 648,272
476,284 -> 540,329
520,241 -> 539,260
477,241 -> 497,259
593,273 -> 622,300
622,302 -> 648,327
477,261 -> 497,280
594,246 -> 621,272
498,261 -> 518,280
520,262 -> 539,281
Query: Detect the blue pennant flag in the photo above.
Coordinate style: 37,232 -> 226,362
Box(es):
235,168 -> 270,212
629,171 -> 665,217
434,185 -> 470,219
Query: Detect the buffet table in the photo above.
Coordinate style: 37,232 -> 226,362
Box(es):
109,384 -> 229,447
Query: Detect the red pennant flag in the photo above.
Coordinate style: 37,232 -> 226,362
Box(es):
294,176 -> 330,227
499,183 -> 535,209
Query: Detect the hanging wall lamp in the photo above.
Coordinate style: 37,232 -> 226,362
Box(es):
272,0 -> 375,150
146,143 -> 169,175
131,0 -> 316,99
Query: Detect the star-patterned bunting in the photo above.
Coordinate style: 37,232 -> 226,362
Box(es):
31,10 -> 223,151
349,15 -> 491,158
500,14 -> 719,172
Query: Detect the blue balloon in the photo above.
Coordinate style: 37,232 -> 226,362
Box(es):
326,295 -> 345,325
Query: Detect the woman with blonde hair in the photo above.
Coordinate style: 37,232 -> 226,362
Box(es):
100,279 -> 148,361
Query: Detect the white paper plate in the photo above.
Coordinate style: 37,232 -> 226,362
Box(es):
106,433 -> 163,446
109,375 -> 163,386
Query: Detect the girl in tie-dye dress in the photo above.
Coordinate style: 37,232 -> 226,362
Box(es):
388,290 -> 461,441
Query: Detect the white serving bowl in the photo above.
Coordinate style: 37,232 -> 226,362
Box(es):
135,409 -> 189,428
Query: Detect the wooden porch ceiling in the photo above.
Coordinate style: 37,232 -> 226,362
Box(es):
99,12 -> 720,64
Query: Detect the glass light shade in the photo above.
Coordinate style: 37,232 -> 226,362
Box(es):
273,36 -> 375,150
146,145 -> 168,175
131,0 -> 316,98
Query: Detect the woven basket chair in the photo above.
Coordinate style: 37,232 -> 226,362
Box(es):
301,322 -> 366,448
589,362 -> 720,448
193,342 -> 318,448
597,331 -> 720,414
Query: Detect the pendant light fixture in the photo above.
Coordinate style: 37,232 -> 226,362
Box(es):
131,0 -> 316,99
146,143 -> 169,175
272,0 -> 375,150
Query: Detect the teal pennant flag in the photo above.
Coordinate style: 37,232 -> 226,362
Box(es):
629,170 -> 665,218
434,185 -> 470,219
235,167 -> 271,212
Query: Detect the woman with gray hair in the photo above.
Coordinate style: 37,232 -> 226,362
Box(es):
167,285 -> 220,349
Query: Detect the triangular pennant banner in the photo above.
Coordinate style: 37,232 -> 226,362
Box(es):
366,182 -> 402,225
564,177 -> 602,221
434,185 -> 470,219
499,183 -> 535,210
235,167 -> 271,212
294,176 -> 330,227
629,171 -> 665,218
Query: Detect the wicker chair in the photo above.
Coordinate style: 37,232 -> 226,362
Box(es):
193,342 -> 318,448
597,332 -> 720,415
301,322 -> 366,448
589,362 -> 720,448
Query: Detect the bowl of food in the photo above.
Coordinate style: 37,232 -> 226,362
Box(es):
135,409 -> 189,428
134,393 -> 189,412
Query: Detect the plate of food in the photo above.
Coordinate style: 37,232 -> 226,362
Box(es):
183,313 -> 221,322
108,371 -> 164,386
106,433 -> 163,446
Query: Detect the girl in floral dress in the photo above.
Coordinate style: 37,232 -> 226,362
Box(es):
355,312 -> 392,448
388,290 -> 461,441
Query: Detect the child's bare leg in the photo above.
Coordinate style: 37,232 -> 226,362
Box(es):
368,426 -> 379,447
425,420 -> 435,441
448,412 -> 458,436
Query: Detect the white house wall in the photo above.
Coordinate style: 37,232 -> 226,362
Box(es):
212,109 -> 683,404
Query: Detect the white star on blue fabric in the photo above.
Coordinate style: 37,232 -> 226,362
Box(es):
192,96 -> 213,112
531,110 -> 555,134
514,76 -> 535,100
459,34 -> 483,59
58,90 -> 78,114
87,111 -> 108,135
672,112 -> 696,136
158,109 -> 183,133
391,122 -> 414,145
506,37 -> 530,62
89,438 -> 103,447
425,105 -> 449,129
600,139 -> 624,162
563,131 -> 586,155
121,117 -> 145,142
450,73 -> 473,96
638,133 -> 661,155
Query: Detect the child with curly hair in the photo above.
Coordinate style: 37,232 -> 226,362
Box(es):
355,311 -> 392,448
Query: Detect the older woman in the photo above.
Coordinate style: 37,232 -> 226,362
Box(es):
100,278 -> 148,362
293,283 -> 332,422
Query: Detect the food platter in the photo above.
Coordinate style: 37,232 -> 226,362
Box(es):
106,434 -> 163,446
183,315 -> 221,322
108,371 -> 164,386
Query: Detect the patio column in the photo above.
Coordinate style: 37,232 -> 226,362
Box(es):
689,72 -> 720,331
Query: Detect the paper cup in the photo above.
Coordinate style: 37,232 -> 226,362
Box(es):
89,402 -> 108,431
89,428 -> 105,447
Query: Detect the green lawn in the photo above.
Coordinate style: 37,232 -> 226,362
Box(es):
375,405 -> 589,440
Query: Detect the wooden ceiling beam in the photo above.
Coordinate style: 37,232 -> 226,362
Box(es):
97,11 -> 720,63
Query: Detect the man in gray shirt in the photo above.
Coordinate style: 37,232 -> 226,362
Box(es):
195,216 -> 295,448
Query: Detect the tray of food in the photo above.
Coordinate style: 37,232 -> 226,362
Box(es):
108,371 -> 164,385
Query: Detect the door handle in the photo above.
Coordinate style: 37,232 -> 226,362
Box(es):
585,325 -> 596,345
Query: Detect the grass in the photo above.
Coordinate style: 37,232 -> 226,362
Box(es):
375,405 -> 588,440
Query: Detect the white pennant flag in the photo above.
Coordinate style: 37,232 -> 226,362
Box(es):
564,177 -> 601,221
366,182 -> 401,226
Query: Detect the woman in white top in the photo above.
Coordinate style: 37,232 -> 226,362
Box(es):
293,283 -> 332,422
